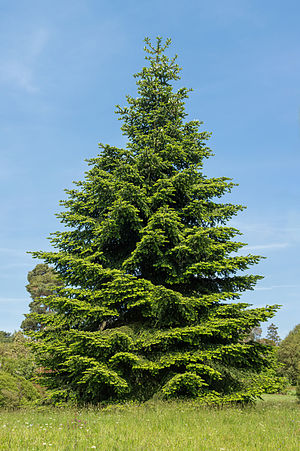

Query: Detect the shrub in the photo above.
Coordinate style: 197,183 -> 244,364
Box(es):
0,370 -> 41,408
0,332 -> 36,380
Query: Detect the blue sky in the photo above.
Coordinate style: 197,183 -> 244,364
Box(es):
1,0 -> 299,338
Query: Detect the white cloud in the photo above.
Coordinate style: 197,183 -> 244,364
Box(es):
230,218 -> 300,247
245,243 -> 289,251
255,284 -> 300,291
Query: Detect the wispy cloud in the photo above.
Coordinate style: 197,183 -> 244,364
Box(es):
0,248 -> 29,256
0,60 -> 37,92
231,221 -> 300,235
0,28 -> 49,92
255,284 -> 300,291
245,243 -> 289,251
230,218 -> 300,246
0,297 -> 27,304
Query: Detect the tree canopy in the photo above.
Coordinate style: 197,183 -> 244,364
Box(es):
21,263 -> 64,332
277,323 -> 300,384
27,37 -> 279,405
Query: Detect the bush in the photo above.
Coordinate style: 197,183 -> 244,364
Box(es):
0,370 -> 41,407
0,331 -> 45,407
0,332 -> 36,379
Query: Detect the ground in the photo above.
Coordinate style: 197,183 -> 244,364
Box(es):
0,392 -> 298,450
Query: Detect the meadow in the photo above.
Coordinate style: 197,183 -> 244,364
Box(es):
0,394 -> 299,450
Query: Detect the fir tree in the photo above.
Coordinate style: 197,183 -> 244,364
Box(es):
28,37 -> 279,405
265,323 -> 281,346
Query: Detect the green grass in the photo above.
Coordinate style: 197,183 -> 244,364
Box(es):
0,394 -> 299,450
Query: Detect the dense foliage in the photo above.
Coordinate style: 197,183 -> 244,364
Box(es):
0,332 -> 42,407
21,264 -> 64,332
27,37 -> 279,405
277,324 -> 300,385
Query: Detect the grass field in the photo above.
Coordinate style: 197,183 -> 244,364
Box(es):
0,394 -> 299,450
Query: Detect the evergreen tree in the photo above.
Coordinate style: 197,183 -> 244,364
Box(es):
21,264 -> 64,332
265,323 -> 281,346
28,37 -> 279,405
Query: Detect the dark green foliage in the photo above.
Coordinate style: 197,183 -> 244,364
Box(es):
277,324 -> 300,384
21,263 -> 64,332
28,37 -> 279,405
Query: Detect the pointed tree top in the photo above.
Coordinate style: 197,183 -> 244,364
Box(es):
143,36 -> 172,56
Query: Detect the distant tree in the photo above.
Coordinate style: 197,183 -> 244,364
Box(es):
0,331 -> 13,342
277,324 -> 300,384
244,326 -> 262,342
265,323 -> 281,346
246,323 -> 281,346
21,264 -> 64,332
27,37 -> 279,405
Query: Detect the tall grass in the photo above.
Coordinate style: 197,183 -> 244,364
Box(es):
0,395 -> 299,450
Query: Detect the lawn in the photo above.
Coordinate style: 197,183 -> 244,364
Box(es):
0,394 -> 299,450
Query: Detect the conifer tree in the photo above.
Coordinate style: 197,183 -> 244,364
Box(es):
265,323 -> 281,346
28,38 -> 279,404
